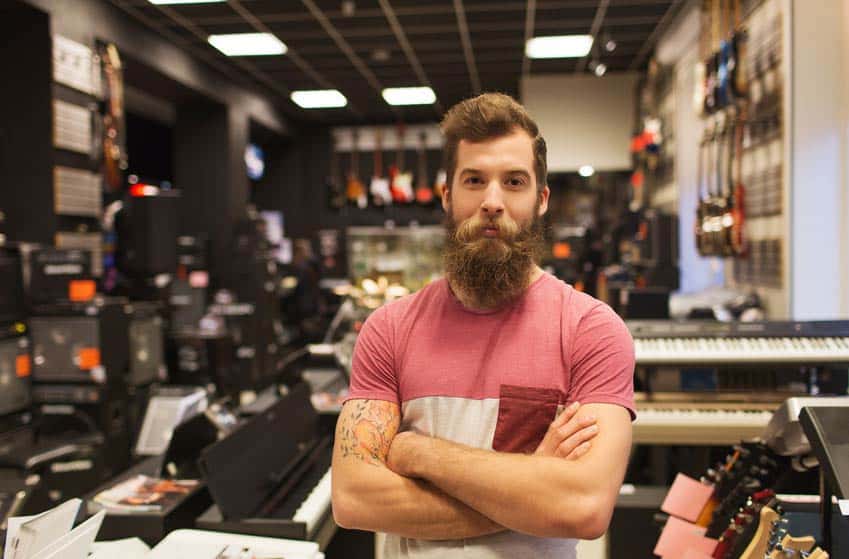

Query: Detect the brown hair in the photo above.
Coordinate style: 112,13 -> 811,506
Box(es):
440,92 -> 547,192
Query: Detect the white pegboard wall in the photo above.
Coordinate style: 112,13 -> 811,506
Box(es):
332,124 -> 444,152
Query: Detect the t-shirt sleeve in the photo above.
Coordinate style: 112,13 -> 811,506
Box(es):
567,302 -> 636,420
344,305 -> 400,405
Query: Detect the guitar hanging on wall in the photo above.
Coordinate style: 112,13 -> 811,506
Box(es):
415,131 -> 434,205
99,43 -> 127,192
346,130 -> 367,209
389,123 -> 413,204
369,129 -> 392,207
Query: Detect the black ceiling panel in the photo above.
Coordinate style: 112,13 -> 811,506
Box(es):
110,0 -> 683,124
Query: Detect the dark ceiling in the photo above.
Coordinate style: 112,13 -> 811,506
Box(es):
111,0 -> 686,126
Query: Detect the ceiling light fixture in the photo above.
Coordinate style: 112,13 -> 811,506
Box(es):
525,35 -> 593,59
605,39 -> 617,52
594,63 -> 607,77
579,165 -> 595,177
291,90 -> 348,109
148,0 -> 225,4
382,86 -> 436,106
208,33 -> 287,56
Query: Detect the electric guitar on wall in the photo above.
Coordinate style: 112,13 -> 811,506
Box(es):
100,43 -> 126,192
415,131 -> 434,205
389,124 -> 413,204
346,130 -> 367,209
369,130 -> 392,206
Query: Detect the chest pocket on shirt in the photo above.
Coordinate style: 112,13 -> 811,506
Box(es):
492,384 -> 561,453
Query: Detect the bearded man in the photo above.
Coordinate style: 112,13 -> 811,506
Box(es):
331,93 -> 635,558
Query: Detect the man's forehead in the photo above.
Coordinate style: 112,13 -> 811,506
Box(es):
456,130 -> 535,168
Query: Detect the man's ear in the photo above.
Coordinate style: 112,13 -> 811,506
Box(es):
441,187 -> 451,213
537,185 -> 550,216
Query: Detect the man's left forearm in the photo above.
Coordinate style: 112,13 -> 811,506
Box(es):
388,432 -> 602,539
387,404 -> 633,540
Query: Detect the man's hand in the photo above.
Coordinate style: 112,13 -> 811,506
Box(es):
534,401 -> 599,460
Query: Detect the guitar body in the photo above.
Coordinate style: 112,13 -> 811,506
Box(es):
392,171 -> 413,203
415,184 -> 433,205
433,169 -> 447,200
370,176 -> 391,206
347,174 -> 367,208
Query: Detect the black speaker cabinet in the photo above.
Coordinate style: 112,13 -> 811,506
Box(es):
0,333 -> 31,416
117,191 -> 179,277
0,245 -> 25,324
167,331 -> 237,399
169,277 -> 206,333
127,302 -> 166,387
32,383 -> 131,474
29,297 -> 131,386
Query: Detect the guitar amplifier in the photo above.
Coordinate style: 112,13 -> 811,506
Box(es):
0,334 -> 32,416
127,302 -> 166,387
117,191 -> 179,277
177,235 -> 207,273
29,297 -> 131,386
167,331 -> 238,399
0,245 -> 25,324
169,278 -> 206,333
32,384 -> 131,474
208,303 -> 266,390
24,246 -> 95,304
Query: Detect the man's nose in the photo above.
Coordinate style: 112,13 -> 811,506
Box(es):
480,181 -> 505,216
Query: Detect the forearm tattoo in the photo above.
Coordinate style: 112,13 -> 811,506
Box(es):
337,399 -> 399,466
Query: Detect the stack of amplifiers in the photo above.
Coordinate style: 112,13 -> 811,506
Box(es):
29,297 -> 132,474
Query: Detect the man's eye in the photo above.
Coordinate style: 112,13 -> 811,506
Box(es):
507,177 -> 526,187
464,176 -> 482,184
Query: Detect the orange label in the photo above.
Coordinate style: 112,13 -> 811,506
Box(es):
15,355 -> 31,378
69,280 -> 96,302
77,347 -> 101,370
552,242 -> 571,259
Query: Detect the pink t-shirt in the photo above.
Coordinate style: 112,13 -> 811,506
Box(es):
347,272 -> 635,559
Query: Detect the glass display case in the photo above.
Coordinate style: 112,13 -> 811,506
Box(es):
346,225 -> 445,293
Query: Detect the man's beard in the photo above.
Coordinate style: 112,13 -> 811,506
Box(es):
443,205 -> 545,310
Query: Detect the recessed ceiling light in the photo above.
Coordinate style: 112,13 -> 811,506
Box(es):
208,33 -> 287,56
148,0 -> 225,4
594,63 -> 607,77
382,86 -> 436,106
579,165 -> 595,177
291,90 -> 348,109
525,35 -> 594,59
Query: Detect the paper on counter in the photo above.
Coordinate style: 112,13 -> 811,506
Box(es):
661,473 -> 714,523
4,499 -> 82,559
29,510 -> 104,559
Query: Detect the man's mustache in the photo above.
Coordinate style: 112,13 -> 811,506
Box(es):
453,215 -> 521,243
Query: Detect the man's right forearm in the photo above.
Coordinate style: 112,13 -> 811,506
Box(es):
332,462 -> 503,540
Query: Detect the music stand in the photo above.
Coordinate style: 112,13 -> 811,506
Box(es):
798,406 -> 849,555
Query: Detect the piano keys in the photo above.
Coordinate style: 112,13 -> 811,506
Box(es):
628,320 -> 849,366
633,400 -> 776,445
